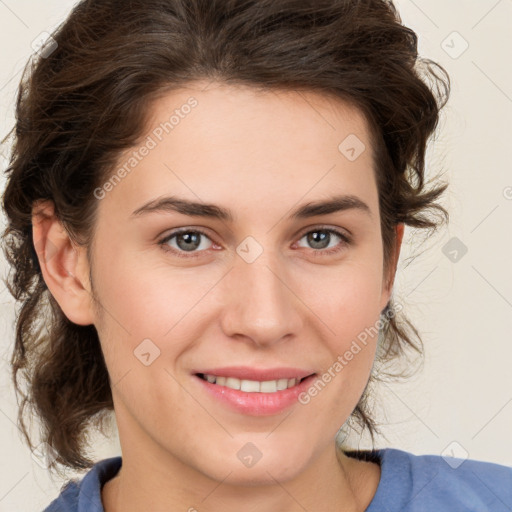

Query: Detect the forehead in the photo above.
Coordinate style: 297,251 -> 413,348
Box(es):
99,81 -> 378,222
144,81 -> 373,163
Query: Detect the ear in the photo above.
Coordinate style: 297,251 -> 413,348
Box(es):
31,200 -> 95,326
380,222 -> 405,312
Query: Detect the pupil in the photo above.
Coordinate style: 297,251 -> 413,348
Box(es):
309,231 -> 329,249
177,232 -> 200,251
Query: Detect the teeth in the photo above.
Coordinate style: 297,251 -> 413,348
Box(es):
201,374 -> 303,393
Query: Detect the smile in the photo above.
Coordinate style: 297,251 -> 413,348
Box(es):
193,372 -> 318,416
197,373 -> 311,393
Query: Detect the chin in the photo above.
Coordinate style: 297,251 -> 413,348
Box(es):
199,450 -> 309,486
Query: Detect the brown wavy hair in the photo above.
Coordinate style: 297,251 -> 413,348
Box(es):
1,0 -> 450,477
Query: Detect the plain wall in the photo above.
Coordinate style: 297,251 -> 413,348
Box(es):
0,0 -> 511,510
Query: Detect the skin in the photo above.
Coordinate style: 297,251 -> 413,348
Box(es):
32,80 -> 404,512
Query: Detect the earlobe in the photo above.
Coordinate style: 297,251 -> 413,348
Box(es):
31,200 -> 95,326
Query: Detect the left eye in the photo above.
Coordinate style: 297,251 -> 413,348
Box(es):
158,227 -> 351,258
295,228 -> 350,255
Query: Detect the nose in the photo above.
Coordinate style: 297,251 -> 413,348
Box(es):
219,248 -> 305,348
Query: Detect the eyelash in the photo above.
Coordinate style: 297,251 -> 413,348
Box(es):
158,226 -> 352,259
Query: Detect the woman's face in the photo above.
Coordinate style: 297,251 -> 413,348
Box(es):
86,81 -> 400,483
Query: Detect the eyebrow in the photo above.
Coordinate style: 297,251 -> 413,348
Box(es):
130,194 -> 372,221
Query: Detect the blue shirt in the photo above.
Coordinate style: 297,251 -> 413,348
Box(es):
43,448 -> 512,511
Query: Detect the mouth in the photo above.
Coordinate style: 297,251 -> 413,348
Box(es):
195,372 -> 316,393
193,371 -> 318,416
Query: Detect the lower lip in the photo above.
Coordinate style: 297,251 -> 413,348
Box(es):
193,373 -> 318,416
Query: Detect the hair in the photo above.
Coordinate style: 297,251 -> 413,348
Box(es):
1,0 -> 449,478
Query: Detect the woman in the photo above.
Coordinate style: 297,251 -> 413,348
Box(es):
2,0 -> 511,511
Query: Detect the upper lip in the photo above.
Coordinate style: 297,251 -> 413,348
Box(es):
193,366 -> 316,381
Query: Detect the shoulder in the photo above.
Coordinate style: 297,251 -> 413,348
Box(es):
365,448 -> 512,512
42,456 -> 122,512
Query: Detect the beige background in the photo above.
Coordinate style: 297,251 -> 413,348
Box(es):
1,0 -> 511,510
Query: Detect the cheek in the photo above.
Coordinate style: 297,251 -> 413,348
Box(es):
93,246 -> 195,332
304,258 -> 384,330
92,253 -> 219,376
303,262 -> 384,380
304,278 -> 382,416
